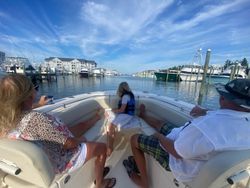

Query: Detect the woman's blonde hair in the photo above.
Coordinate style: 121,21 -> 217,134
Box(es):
117,82 -> 131,97
0,74 -> 34,137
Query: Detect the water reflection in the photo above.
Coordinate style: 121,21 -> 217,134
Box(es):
36,75 -> 221,110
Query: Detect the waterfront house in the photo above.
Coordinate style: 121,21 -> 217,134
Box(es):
43,57 -> 97,74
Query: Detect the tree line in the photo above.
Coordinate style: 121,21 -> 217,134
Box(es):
223,58 -> 248,69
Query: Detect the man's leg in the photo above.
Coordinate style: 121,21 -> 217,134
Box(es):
130,134 -> 149,188
129,133 -> 171,187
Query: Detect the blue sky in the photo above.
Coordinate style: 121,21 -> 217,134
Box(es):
0,0 -> 250,73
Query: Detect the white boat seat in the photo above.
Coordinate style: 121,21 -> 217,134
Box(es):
186,150 -> 250,188
0,138 -> 55,188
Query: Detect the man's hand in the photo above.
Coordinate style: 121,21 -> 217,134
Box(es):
190,105 -> 208,117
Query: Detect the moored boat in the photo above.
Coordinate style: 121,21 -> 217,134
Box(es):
154,70 -> 180,82
179,49 -> 203,82
179,65 -> 203,82
79,68 -> 89,78
219,65 -> 247,79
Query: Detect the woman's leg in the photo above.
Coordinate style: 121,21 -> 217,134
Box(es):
69,109 -> 102,137
139,104 -> 164,132
107,124 -> 116,156
84,142 -> 107,188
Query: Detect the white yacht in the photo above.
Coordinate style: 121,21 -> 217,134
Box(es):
79,68 -> 89,78
207,65 -> 223,78
1,91 -> 250,188
92,68 -> 104,77
92,68 -> 105,77
179,65 -> 203,82
180,49 -> 203,82
220,65 -> 247,79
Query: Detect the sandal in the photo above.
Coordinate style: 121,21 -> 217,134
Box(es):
94,166 -> 110,184
101,178 -> 116,188
128,156 -> 140,174
123,159 -> 134,178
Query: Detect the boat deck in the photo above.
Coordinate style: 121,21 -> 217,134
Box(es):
86,118 -> 185,188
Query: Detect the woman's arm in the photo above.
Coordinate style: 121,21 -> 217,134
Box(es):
112,103 -> 127,113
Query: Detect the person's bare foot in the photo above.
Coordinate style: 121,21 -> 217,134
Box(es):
139,104 -> 146,117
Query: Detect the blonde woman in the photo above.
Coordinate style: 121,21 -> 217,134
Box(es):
0,74 -> 116,188
106,82 -> 136,156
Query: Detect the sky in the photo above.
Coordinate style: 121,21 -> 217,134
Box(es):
0,0 -> 250,74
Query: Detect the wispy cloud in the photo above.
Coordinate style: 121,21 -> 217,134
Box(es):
0,0 -> 249,73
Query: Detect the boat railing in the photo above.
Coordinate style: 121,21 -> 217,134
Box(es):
38,91 -> 193,119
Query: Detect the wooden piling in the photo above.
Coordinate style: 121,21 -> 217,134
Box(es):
178,67 -> 181,82
198,49 -> 211,105
236,65 -> 240,79
166,70 -> 169,82
230,65 -> 237,80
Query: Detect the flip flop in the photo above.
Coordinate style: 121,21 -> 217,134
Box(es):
128,155 -> 140,174
123,159 -> 134,178
102,178 -> 116,188
94,166 -> 110,185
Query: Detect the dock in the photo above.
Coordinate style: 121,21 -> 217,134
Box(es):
25,72 -> 57,83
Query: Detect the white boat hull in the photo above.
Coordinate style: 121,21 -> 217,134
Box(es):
1,91 -> 250,188
180,74 -> 203,82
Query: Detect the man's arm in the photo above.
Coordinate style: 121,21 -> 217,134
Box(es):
154,132 -> 182,159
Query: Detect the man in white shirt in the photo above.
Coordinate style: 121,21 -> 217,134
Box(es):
124,79 -> 250,188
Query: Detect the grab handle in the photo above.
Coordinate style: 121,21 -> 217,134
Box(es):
0,160 -> 21,175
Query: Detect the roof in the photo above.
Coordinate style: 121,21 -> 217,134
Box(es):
45,57 -> 96,65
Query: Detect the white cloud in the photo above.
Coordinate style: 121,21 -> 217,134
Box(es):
1,0 -> 250,73
78,0 -> 174,57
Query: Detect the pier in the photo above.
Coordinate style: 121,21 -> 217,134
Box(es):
25,72 -> 57,84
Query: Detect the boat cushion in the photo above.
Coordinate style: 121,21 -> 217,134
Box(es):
0,138 -> 55,187
186,150 -> 250,188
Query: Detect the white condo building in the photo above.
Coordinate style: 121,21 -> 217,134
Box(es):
43,57 -> 97,74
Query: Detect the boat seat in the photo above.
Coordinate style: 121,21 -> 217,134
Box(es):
0,138 -> 56,188
186,150 -> 250,188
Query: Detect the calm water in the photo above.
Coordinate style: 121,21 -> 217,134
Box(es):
36,75 -> 229,110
